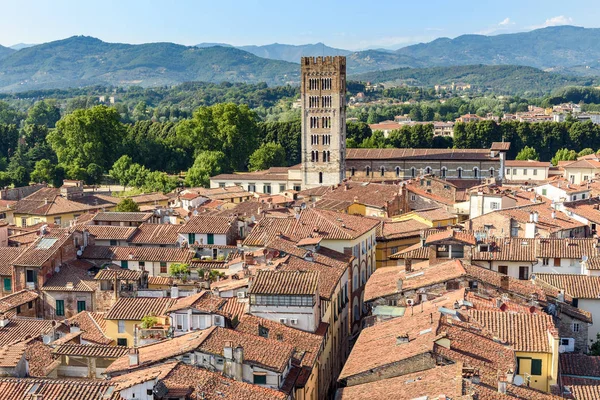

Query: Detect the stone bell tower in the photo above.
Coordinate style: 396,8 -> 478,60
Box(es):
300,56 -> 346,189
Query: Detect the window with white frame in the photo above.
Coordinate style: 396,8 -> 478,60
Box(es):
490,202 -> 500,210
572,323 -> 580,332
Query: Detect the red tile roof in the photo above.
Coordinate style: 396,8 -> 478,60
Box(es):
128,223 -> 181,244
0,378 -> 120,400
67,311 -> 111,345
534,273 -> 600,299
53,343 -> 129,358
82,245 -> 193,263
105,297 -> 176,320
0,290 -> 38,314
249,270 -> 319,296
0,247 -> 23,276
179,215 -> 236,234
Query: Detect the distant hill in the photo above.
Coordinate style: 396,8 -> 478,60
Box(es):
395,26 -> 600,70
0,45 -> 15,60
237,43 -> 351,63
346,50 -> 426,74
0,36 -> 299,92
9,43 -> 37,50
352,64 -> 597,95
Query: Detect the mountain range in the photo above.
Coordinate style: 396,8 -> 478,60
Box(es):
0,26 -> 599,92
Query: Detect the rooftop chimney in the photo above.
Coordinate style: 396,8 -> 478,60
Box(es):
66,282 -> 74,290
128,347 -> 139,367
405,259 -> 413,273
397,279 -> 403,292
70,321 -> 80,333
495,298 -> 503,308
171,284 -> 179,299
498,377 -> 508,394
0,314 -> 9,328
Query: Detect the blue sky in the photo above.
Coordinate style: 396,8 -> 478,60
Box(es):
2,0 -> 599,50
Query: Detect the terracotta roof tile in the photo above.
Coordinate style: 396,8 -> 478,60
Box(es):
94,268 -> 144,281
249,270 -> 319,296
24,339 -> 56,377
0,377 -> 120,400
167,291 -> 228,315
42,262 -> 97,292
53,343 -> 129,358
0,248 -> 23,276
81,225 -> 137,240
472,238 -> 537,262
159,363 -> 287,400
105,297 -> 176,320
236,314 -> 324,368
179,215 -> 235,234
0,317 -> 60,347
12,231 -> 72,267
346,147 -> 499,161
534,273 -> 600,299
390,242 -> 430,259
425,229 -> 477,246
67,311 -> 111,345
110,361 -> 178,391
468,310 -> 555,352
128,223 -> 181,244
106,328 -> 216,374
319,182 -> 402,209
82,245 -> 193,263
92,211 -> 154,222
463,263 -> 549,301
561,376 -> 600,400
560,354 -> 600,378
378,219 -> 429,240
197,327 -> 294,373
0,290 -> 38,314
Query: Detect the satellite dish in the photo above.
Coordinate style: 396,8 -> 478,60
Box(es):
42,335 -> 52,345
76,250 -> 83,257
513,375 -> 524,386
583,255 -> 589,262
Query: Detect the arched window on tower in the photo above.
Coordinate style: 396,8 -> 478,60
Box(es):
323,151 -> 327,162
490,167 -> 495,178
327,151 -> 331,162
411,167 -> 416,178
319,172 -> 323,184
425,166 -> 431,175
380,167 -> 385,177
473,167 -> 479,179
441,167 -> 447,178
351,167 -> 355,176
366,166 -> 371,177
457,168 -> 463,179
395,167 -> 401,177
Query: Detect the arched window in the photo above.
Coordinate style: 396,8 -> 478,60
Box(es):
441,167 -> 447,178
489,167 -> 495,178
457,168 -> 463,179
319,172 -> 323,184
473,167 -> 479,179
395,167 -> 401,177
411,167 -> 416,178
366,166 -> 371,176
311,151 -> 315,162
323,151 -> 327,162
327,151 -> 331,162
425,166 -> 431,175
380,167 -> 385,177
351,167 -> 356,176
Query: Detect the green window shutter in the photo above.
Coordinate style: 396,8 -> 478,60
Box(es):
531,359 -> 542,375
189,233 -> 196,244
121,260 -> 128,269
3,278 -> 11,292
207,234 -> 214,245
56,300 -> 65,316
77,301 -> 86,313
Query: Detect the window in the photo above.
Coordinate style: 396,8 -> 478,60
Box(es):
554,258 -> 561,267
366,166 -> 371,176
16,305 -> 21,314
582,194 -> 587,200
21,217 -> 27,227
511,226 -> 518,236
395,167 -> 401,177
28,301 -> 33,309
380,167 -> 385,177
490,168 -> 495,177
109,240 -> 117,246
523,169 -> 527,176
426,180 -> 431,186
533,169 -> 538,176
490,202 -> 500,210
207,234 -> 214,245
263,184 -> 271,194
473,167 -> 479,179
506,168 -> 510,176
253,374 -> 267,384
351,167 -> 355,176
441,167 -> 447,178
531,359 -> 542,376
512,168 -> 517,175
279,184 -> 285,192
147,389 -> 153,396
55,300 -> 65,316
218,182 -> 225,188
54,217 -> 62,225
139,261 -> 145,268
117,338 -> 127,347
248,183 -> 256,192
572,323 -> 580,332
121,260 -> 128,269
519,266 -> 529,280
160,262 -> 167,274
498,266 -> 508,275
188,233 -> 196,245
77,300 -> 86,313
258,325 -> 269,338
3,278 -> 11,292
457,168 -> 463,179
542,258 -> 549,266
319,172 -> 323,184
411,167 -> 416,178
26,269 -> 37,284
118,320 -> 126,333
542,188 -> 547,196
410,194 -> 416,201
293,185 -> 301,191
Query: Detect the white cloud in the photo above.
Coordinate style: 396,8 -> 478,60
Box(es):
476,17 -> 515,35
530,15 -> 573,29
498,18 -> 514,26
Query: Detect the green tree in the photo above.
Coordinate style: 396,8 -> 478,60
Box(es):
25,100 -> 61,128
551,148 -> 578,166
249,142 -> 286,171
175,103 -> 259,172
0,101 -> 24,125
48,105 -> 125,172
140,315 -> 158,329
184,151 -> 226,188
86,163 -> 104,185
169,263 -> 190,281
578,148 -> 595,157
30,159 -> 56,184
110,155 -> 133,188
515,146 -> 540,161
115,198 -> 140,212
142,170 -> 178,193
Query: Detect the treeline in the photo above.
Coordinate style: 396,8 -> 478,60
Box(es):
0,100 -> 302,191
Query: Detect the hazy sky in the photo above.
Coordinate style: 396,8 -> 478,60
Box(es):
2,0 -> 599,50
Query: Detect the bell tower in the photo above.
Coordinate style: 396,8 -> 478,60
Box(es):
300,56 -> 346,189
